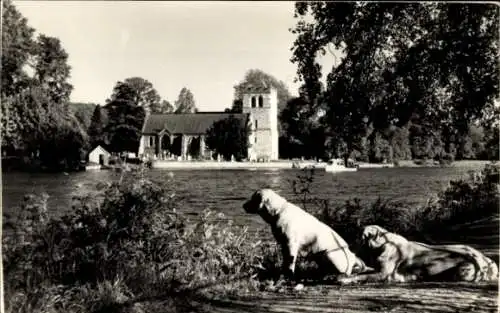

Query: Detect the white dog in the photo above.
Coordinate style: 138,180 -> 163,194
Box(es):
243,189 -> 368,282
337,225 -> 499,285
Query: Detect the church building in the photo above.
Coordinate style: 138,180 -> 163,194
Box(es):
138,82 -> 279,161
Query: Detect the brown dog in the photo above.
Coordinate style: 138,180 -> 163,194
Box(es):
243,189 -> 368,282
337,225 -> 499,284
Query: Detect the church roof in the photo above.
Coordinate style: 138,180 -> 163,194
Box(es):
142,112 -> 250,135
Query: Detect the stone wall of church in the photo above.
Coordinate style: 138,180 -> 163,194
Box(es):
243,88 -> 279,161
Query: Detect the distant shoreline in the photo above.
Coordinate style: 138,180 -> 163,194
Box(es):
151,160 -> 318,170
149,159 -> 494,170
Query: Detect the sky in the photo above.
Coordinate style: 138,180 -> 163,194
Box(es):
15,1 -> 337,112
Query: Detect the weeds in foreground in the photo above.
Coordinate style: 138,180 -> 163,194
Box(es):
3,171 -> 276,313
3,163 -> 499,312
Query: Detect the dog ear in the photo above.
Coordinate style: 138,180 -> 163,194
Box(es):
260,190 -> 286,216
362,226 -> 376,241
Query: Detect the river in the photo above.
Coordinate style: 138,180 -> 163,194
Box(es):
2,163 -> 488,228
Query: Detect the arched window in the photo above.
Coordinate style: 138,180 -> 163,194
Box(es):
149,136 -> 154,147
251,97 -> 256,108
258,96 -> 264,107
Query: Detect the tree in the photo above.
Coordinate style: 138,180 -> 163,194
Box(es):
87,105 -> 107,147
389,126 -> 412,161
4,87 -> 88,170
104,99 -> 145,153
2,0 -> 38,154
368,132 -> 393,163
0,0 -> 87,170
108,77 -> 162,113
483,125 -> 499,160
233,69 -> 293,132
1,0 -> 36,98
174,87 -> 197,113
409,122 -> 445,160
157,100 -> 175,114
33,34 -> 73,106
109,124 -> 143,154
279,96 -> 327,159
1,94 -> 23,154
205,115 -> 250,161
291,3 -> 499,162
68,102 -> 97,130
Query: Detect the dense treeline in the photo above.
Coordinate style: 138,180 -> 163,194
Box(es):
232,69 -> 499,162
1,0 -> 85,171
283,2 -> 499,163
279,97 -> 499,162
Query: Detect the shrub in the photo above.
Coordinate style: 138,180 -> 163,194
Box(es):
292,163 -> 499,250
3,170 -> 268,312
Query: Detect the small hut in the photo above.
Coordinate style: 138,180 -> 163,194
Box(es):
88,145 -> 110,166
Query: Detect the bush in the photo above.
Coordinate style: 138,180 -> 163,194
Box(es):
3,170 -> 268,312
294,163 -> 499,249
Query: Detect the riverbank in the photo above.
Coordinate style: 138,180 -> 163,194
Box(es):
150,159 -> 494,170
151,160 -> 325,170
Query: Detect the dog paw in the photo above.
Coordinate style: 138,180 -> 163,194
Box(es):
336,276 -> 355,285
293,283 -> 305,291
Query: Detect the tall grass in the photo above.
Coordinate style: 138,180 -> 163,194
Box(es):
290,163 -> 499,255
3,169 -> 271,312
3,163 -> 499,312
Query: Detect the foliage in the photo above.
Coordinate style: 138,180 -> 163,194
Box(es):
291,2 -> 499,162
3,171 -> 268,312
232,69 -> 293,117
107,77 -> 162,114
2,87 -> 88,171
174,87 -> 197,114
1,0 -> 36,98
482,125 -> 499,160
279,97 -> 327,160
68,102 -> 98,130
368,132 -> 393,163
417,163 -> 500,236
33,34 -> 73,106
1,94 -> 23,154
290,164 -> 499,257
205,115 -> 250,161
1,0 -> 85,171
388,126 -> 412,161
157,99 -> 175,114
104,99 -> 145,153
87,105 -> 108,148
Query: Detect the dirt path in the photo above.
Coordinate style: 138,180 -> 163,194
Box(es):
196,282 -> 498,313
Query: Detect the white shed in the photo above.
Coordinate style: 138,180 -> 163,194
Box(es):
88,145 -> 110,165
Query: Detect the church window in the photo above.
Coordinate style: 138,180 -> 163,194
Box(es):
251,97 -> 256,108
258,96 -> 264,107
149,136 -> 154,147
255,137 -> 257,143
255,120 -> 258,129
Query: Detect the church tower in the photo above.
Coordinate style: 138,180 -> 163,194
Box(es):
241,81 -> 279,161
